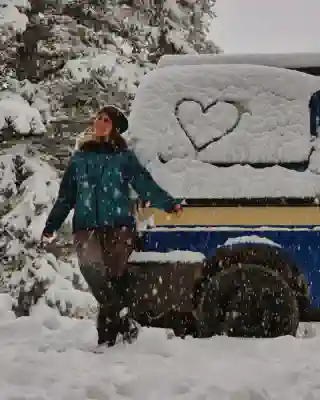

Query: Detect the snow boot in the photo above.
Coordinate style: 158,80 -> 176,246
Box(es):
97,306 -> 119,347
116,271 -> 139,344
97,274 -> 139,347
97,277 -> 124,347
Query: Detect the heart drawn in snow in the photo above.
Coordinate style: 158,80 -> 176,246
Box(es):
175,98 -> 251,152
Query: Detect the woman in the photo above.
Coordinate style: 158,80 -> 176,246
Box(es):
41,105 -> 182,347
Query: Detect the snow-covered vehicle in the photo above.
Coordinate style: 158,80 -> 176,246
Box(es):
126,53 -> 320,339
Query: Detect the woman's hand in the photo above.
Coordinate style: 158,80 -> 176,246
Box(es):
167,203 -> 183,216
40,231 -> 56,245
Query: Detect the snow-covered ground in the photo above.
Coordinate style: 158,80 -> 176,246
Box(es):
0,1 -> 29,32
0,293 -> 319,400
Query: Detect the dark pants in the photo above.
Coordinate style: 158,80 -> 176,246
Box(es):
74,226 -> 137,345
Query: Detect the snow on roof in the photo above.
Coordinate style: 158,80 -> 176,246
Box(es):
129,63 -> 320,199
158,52 -> 320,70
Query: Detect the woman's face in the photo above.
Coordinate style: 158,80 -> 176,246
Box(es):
93,112 -> 113,137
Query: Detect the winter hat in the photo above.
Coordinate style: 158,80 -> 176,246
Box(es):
97,105 -> 128,135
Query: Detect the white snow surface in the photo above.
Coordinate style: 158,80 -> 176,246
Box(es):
129,64 -> 320,198
63,52 -> 145,93
220,235 -> 282,248
0,1 -> 28,32
129,250 -> 205,263
1,144 -> 60,237
147,159 -> 320,199
0,293 -> 319,400
158,52 -> 320,69
0,92 -> 46,134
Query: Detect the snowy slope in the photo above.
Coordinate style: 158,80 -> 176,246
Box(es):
0,293 -> 319,400
129,63 -> 320,198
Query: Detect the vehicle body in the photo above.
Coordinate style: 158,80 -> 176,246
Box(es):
127,53 -> 320,338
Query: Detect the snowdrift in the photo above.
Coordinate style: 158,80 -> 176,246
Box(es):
0,292 -> 318,399
129,64 -> 320,198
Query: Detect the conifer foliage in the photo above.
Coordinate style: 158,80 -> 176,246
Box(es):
0,0 -> 219,317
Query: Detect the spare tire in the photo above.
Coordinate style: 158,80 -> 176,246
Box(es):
206,244 -> 310,321
198,264 -> 299,338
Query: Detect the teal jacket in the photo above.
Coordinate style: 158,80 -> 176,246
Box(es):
43,143 -> 179,234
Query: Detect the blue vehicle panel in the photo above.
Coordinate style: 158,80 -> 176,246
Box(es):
141,227 -> 320,308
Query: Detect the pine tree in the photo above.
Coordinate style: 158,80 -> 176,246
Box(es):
120,0 -> 220,63
0,0 -> 219,318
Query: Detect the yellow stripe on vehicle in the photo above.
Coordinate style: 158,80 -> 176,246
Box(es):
136,206 -> 320,227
